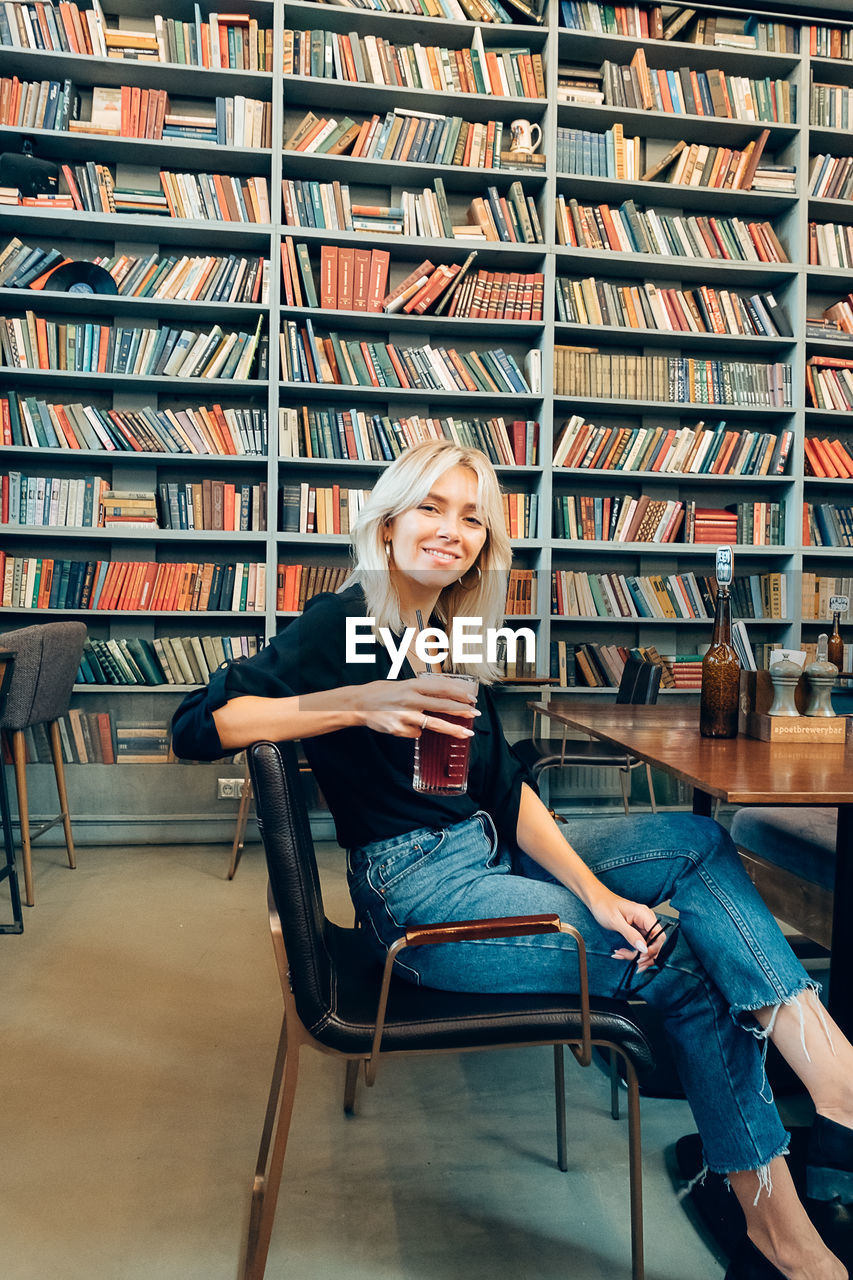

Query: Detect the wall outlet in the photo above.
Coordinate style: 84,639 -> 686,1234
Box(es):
217,777 -> 245,800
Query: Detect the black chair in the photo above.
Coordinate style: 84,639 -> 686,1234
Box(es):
0,650 -> 23,933
240,740 -> 657,1280
0,622 -> 87,906
513,656 -> 662,814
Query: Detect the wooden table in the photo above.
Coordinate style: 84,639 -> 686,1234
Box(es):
528,700 -> 853,1037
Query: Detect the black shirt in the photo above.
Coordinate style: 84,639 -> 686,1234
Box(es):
171,584 -> 534,850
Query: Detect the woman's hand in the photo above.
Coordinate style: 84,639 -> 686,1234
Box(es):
586,886 -> 665,971
355,675 -> 479,739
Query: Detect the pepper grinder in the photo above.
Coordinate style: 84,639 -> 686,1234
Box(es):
803,634 -> 837,718
767,657 -> 802,717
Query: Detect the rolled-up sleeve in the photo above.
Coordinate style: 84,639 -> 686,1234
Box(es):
170,591 -> 346,761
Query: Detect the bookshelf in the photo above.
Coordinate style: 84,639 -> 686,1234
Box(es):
3,0 -> 853,835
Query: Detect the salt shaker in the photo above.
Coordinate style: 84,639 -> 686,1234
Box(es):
803,634 -> 837,718
767,657 -> 801,717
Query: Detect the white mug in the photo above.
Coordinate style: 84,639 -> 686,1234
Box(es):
510,118 -> 542,157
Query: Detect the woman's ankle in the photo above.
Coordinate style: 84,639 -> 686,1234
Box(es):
747,1229 -> 847,1280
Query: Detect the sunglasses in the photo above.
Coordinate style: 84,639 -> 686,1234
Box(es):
614,917 -> 681,998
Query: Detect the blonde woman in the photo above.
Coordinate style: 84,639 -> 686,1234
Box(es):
174,441 -> 852,1280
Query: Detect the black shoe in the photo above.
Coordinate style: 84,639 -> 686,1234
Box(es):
724,1235 -> 787,1279
807,1114 -> 853,1203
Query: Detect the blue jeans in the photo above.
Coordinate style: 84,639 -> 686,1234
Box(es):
347,811 -> 818,1177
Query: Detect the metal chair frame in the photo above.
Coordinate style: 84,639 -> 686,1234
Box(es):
0,652 -> 23,934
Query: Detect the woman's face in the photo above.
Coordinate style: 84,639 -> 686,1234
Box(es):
385,465 -> 488,591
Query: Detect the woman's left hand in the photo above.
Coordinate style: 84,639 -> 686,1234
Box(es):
586,888 -> 665,972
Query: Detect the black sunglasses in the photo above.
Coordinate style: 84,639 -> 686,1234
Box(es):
615,917 -> 681,997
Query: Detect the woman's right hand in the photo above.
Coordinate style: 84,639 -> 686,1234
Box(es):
355,675 -> 479,739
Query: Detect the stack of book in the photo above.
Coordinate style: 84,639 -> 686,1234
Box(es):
802,573 -> 853,620
1,474 -> 108,528
554,348 -> 792,407
556,125 -> 641,179
284,29 -> 545,98
809,293 -> 853,341
555,276 -> 792,337
280,323 -> 532,394
0,555 -> 267,612
157,482 -> 267,532
557,65 -> 605,104
77,635 -> 262,686
276,564 -> 350,612
115,725 -> 172,764
559,3 -> 798,49
684,505 -> 738,544
805,356 -> 853,411
0,315 -> 265,382
552,568 -> 788,619
803,436 -> 853,479
555,196 -> 789,262
808,155 -> 853,202
505,568 -> 536,614
101,490 -> 158,529
602,53 -> 795,124
665,657 -> 704,689
1,395 -> 266,456
552,493 -> 685,543
804,503 -> 853,549
553,416 -> 793,477
279,406 -> 538,466
810,25 -> 853,59
502,492 -> 539,538
280,484 -> 368,535
809,223 -> 853,269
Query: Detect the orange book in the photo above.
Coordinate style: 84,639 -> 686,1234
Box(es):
564,425 -> 594,470
826,438 -> 853,479
588,428 -> 615,469
358,342 -> 381,387
803,438 -> 825,477
223,483 -> 236,531
445,348 -> 479,393
197,562 -> 216,611
210,172 -> 232,220
812,436 -> 841,478
58,3 -> 81,52
163,563 -> 184,612
150,563 -> 171,611
35,315 -> 49,368
36,559 -> 53,609
122,563 -> 144,611
96,561 -> 119,611
52,404 -> 81,449
711,432 -> 740,475
385,343 -> 411,389
484,51 -> 503,95
598,205 -> 623,251
210,403 -> 238,455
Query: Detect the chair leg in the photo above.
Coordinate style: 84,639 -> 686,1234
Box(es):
227,771 -> 253,880
11,730 -> 34,908
48,719 -> 76,870
619,764 -> 631,817
645,764 -> 657,816
553,1044 -> 568,1172
609,1050 -> 621,1121
242,1017 -> 301,1280
0,737 -> 23,933
343,1059 -> 360,1114
623,1053 -> 645,1280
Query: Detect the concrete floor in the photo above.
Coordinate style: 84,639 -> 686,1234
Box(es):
1,839 -> 738,1280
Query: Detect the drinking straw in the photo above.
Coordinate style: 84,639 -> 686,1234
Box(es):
415,610 -> 438,673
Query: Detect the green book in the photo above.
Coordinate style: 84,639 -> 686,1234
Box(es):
432,177 -> 454,238
343,340 -> 373,387
295,244 -> 319,309
314,116 -> 356,154
440,116 -> 463,166
371,345 -> 400,388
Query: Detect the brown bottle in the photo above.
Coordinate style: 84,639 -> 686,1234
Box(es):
827,611 -> 844,673
700,587 -> 741,738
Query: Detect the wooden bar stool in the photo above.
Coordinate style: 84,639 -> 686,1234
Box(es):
0,623 -> 87,907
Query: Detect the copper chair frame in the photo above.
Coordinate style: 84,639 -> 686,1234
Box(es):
240,891 -> 646,1280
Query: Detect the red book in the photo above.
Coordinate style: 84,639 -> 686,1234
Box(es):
366,249 -> 390,314
319,244 -> 338,309
337,247 -> 355,310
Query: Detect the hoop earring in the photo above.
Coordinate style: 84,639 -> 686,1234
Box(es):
384,541 -> 392,562
460,564 -> 482,591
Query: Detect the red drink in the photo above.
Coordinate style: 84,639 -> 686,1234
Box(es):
413,673 -> 478,795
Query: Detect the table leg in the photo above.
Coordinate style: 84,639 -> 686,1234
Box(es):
692,788 -> 713,818
829,804 -> 853,1038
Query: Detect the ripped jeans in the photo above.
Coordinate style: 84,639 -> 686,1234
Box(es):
347,810 -> 819,1179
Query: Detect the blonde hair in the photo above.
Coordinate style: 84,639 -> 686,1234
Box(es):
343,441 -> 512,682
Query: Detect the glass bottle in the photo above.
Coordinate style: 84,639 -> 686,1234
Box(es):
700,586 -> 741,738
827,610 -> 844,674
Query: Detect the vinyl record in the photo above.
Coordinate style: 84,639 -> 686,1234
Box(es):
46,261 -> 118,295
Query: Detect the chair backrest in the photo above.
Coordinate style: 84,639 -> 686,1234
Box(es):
248,740 -> 336,1030
0,622 -> 87,730
615,656 -> 661,706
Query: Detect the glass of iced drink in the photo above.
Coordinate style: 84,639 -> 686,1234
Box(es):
413,672 -> 479,795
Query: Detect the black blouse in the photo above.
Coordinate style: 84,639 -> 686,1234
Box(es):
171,584 -> 534,850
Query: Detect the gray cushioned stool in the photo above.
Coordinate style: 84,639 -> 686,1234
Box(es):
0,622 -> 87,907
730,807 -> 835,950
